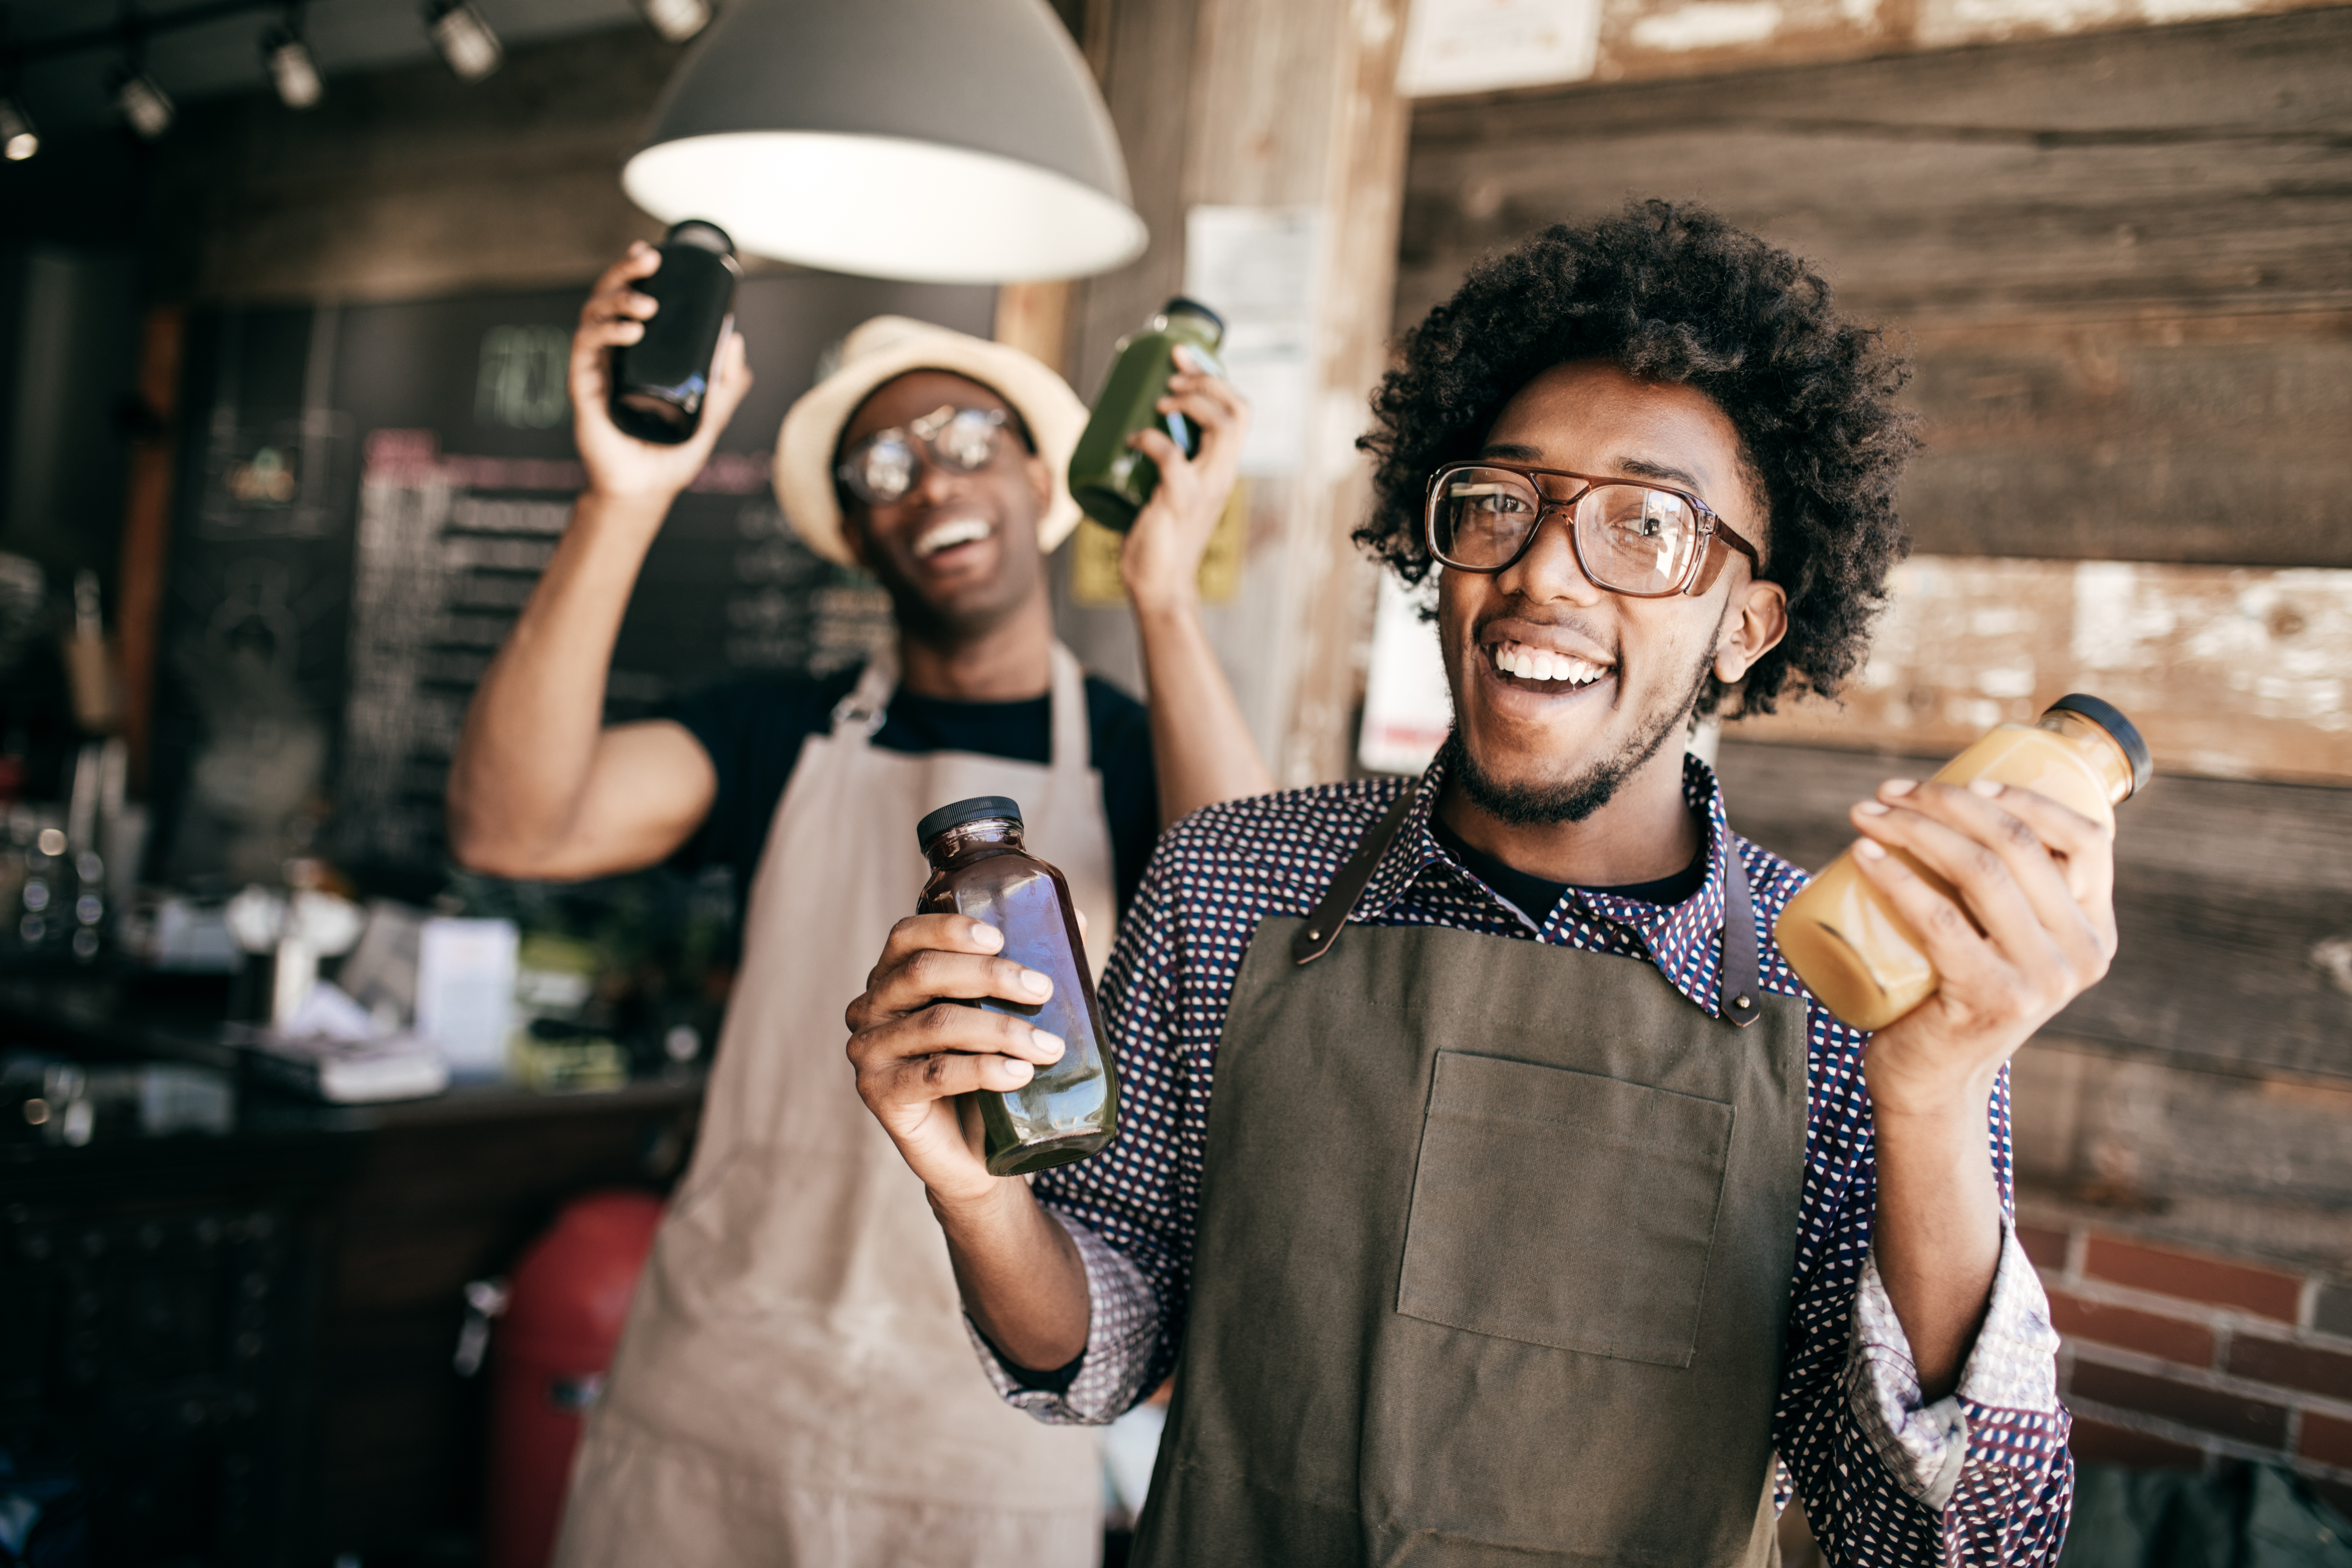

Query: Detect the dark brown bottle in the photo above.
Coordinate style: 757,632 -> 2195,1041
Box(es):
917,796 -> 1119,1176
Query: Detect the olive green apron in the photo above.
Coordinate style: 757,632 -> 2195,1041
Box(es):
1132,788 -> 1811,1567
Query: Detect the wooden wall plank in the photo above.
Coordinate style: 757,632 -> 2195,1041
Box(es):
1735,554 -> 2352,784
1392,9 -> 2352,568
1715,738 -> 2352,1082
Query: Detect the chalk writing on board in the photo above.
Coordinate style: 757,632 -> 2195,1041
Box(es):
334,429 -> 891,870
475,326 -> 572,430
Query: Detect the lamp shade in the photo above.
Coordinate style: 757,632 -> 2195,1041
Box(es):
622,0 -> 1147,284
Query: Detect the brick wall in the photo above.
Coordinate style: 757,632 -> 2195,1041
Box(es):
2023,1219 -> 2352,1513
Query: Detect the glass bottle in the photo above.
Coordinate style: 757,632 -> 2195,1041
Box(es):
609,218 -> 742,445
1065,296 -> 1226,532
917,796 -> 1120,1175
1775,694 -> 2151,1031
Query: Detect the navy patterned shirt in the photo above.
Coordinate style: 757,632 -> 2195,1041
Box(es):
977,753 -> 2073,1565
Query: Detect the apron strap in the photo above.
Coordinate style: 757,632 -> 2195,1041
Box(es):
1292,782 -> 1769,1029
1717,844 -> 1763,1028
1046,642 -> 1089,775
828,645 -> 899,740
1292,785 -> 1420,965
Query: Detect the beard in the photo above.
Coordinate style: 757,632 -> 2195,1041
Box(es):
1440,633 -> 1719,826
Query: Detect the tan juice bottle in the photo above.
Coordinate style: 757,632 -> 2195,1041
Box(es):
1775,694 -> 2151,1031
917,796 -> 1120,1176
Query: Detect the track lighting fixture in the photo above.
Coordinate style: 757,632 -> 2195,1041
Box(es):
424,0 -> 502,82
637,0 -> 714,44
263,8 -> 323,109
112,66 -> 174,140
0,95 -> 33,161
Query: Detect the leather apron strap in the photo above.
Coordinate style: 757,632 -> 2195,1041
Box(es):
1292,782 -> 1765,1027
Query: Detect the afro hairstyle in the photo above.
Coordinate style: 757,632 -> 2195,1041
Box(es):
1357,199 -> 1918,717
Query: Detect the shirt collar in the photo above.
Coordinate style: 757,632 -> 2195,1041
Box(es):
1354,750 -> 1741,1016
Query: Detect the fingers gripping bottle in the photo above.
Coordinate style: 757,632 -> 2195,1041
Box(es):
608,219 -> 742,445
917,796 -> 1120,1176
1065,296 -> 1226,532
1774,694 -> 2152,1031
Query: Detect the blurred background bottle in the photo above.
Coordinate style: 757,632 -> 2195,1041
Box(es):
1066,296 -> 1225,532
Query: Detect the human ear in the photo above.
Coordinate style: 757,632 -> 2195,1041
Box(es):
1713,577 -> 1789,684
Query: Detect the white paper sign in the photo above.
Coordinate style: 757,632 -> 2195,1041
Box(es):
1358,571 -> 1455,775
415,916 -> 519,1080
1183,206 -> 1324,477
1396,0 -> 1604,97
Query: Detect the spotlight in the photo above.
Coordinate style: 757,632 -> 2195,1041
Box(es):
0,96 -> 34,162
264,23 -> 324,109
636,0 -> 713,43
112,69 -> 175,140
424,0 -> 503,82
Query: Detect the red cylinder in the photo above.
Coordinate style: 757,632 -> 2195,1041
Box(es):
485,1189 -> 665,1568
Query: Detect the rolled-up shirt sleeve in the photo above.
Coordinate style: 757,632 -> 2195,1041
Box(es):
966,1210 -> 1163,1425
1847,1215 -> 2064,1511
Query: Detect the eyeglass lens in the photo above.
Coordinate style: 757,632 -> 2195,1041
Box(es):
1432,467 -> 1699,593
841,407 -> 1006,505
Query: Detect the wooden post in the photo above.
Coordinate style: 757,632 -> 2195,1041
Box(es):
1068,0 -> 1412,784
993,280 -> 1076,378
115,304 -> 183,791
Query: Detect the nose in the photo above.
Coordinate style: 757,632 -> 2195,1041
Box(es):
1496,502 -> 1604,607
911,453 -> 965,505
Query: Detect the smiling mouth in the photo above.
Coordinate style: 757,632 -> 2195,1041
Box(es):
913,517 -> 992,559
1490,638 -> 1613,689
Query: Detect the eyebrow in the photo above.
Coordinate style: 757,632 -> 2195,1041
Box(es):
1474,443 -> 1709,496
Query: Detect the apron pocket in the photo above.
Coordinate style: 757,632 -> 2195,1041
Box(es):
1396,1050 -> 1733,1369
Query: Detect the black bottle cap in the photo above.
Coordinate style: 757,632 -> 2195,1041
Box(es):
2047,693 -> 2152,797
665,219 -> 735,257
917,795 -> 1024,849
1161,295 -> 1225,336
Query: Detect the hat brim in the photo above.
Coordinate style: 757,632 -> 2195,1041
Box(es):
775,315 -> 1089,568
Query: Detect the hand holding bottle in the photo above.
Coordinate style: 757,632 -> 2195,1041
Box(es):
569,243 -> 754,513
1118,345 -> 1250,617
1839,774 -> 2119,1116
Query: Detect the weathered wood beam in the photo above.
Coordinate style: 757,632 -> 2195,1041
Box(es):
1054,0 -> 1412,783
1736,554 -> 2352,785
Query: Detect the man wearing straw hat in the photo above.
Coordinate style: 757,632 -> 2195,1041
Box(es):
448,243 -> 1272,1564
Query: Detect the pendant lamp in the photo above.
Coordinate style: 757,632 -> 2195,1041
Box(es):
621,0 -> 1146,284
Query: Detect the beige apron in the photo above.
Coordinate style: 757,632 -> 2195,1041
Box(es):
558,644 -> 1111,1568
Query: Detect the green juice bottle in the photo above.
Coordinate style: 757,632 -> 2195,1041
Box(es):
1066,296 -> 1226,532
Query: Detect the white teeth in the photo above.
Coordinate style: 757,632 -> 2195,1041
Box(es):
1492,640 -> 1610,686
914,517 -> 990,558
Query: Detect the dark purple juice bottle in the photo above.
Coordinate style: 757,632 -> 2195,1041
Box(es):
916,796 -> 1119,1176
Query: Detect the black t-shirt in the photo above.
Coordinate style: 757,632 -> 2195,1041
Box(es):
1428,813 -> 1706,923
660,667 -> 1162,913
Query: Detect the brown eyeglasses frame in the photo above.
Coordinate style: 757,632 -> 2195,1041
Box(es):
1423,459 -> 1764,597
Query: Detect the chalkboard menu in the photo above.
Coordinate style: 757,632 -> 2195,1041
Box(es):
153,274 -> 994,893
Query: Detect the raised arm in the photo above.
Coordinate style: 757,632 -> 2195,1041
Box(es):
1118,349 -> 1276,824
845,913 -> 1094,1371
1847,775 -> 2118,1397
447,243 -> 754,881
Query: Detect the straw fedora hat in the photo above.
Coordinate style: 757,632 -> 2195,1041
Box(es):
774,316 -> 1088,568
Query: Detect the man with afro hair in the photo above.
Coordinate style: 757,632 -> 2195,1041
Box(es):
847,202 -> 2091,1564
